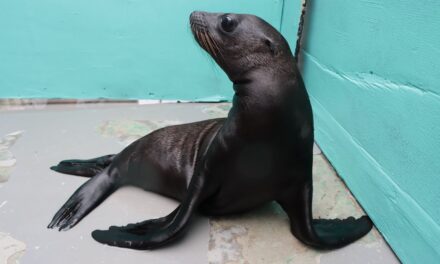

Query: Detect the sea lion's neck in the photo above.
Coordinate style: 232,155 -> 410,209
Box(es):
231,65 -> 297,110
227,65 -> 299,131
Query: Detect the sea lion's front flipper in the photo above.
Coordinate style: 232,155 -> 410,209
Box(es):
91,126 -> 222,249
91,173 -> 205,249
48,167 -> 118,231
277,180 -> 373,249
50,154 -> 115,177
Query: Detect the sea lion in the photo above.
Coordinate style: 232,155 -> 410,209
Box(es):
48,11 -> 373,250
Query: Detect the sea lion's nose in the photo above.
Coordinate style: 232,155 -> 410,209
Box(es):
190,11 -> 206,22
190,11 -> 200,21
190,11 -> 207,29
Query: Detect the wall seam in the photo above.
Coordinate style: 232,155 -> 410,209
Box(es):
279,0 -> 286,32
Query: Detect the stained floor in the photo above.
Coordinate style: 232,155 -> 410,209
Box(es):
0,102 -> 400,264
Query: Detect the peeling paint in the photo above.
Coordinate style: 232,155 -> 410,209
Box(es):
208,223 -> 248,264
303,51 -> 440,99
0,233 -> 26,264
0,131 -> 23,183
97,120 -> 181,145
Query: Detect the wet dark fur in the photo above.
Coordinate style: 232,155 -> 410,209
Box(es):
48,11 -> 372,250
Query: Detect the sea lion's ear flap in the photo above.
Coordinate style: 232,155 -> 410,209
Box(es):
264,38 -> 279,56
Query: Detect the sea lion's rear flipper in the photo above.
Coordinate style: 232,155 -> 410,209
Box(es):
91,170 -> 206,249
107,207 -> 179,234
47,167 -> 118,231
278,180 -> 373,249
50,154 -> 115,177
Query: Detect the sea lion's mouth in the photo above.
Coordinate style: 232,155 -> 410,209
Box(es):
190,11 -> 222,60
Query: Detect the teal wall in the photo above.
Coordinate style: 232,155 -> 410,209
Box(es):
0,0 -> 288,100
300,0 -> 440,263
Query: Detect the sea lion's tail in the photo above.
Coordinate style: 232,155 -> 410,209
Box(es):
48,166 -> 118,231
294,0 -> 308,60
50,154 -> 115,177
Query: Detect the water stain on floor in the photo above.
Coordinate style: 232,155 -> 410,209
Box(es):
97,120 -> 181,146
0,131 -> 23,183
0,232 -> 26,264
0,131 -> 26,263
200,103 -> 231,118
96,103 -> 231,146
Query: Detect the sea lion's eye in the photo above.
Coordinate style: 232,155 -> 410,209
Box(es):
221,15 -> 236,32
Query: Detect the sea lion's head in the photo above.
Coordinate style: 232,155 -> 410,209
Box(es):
190,11 -> 294,83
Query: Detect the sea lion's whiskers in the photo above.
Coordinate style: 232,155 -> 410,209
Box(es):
203,30 -> 218,58
206,31 -> 222,52
195,30 -> 204,48
207,32 -> 223,59
190,21 -> 196,33
204,31 -> 216,54
198,30 -> 209,53
202,31 -> 216,58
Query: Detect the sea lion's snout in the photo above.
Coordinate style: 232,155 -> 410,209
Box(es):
189,11 -> 206,28
189,11 -> 294,83
190,11 -> 222,62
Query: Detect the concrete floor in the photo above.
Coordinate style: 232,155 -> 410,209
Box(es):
0,102 -> 400,264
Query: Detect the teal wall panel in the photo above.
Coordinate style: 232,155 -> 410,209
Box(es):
299,0 -> 440,262
0,0 -> 285,100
